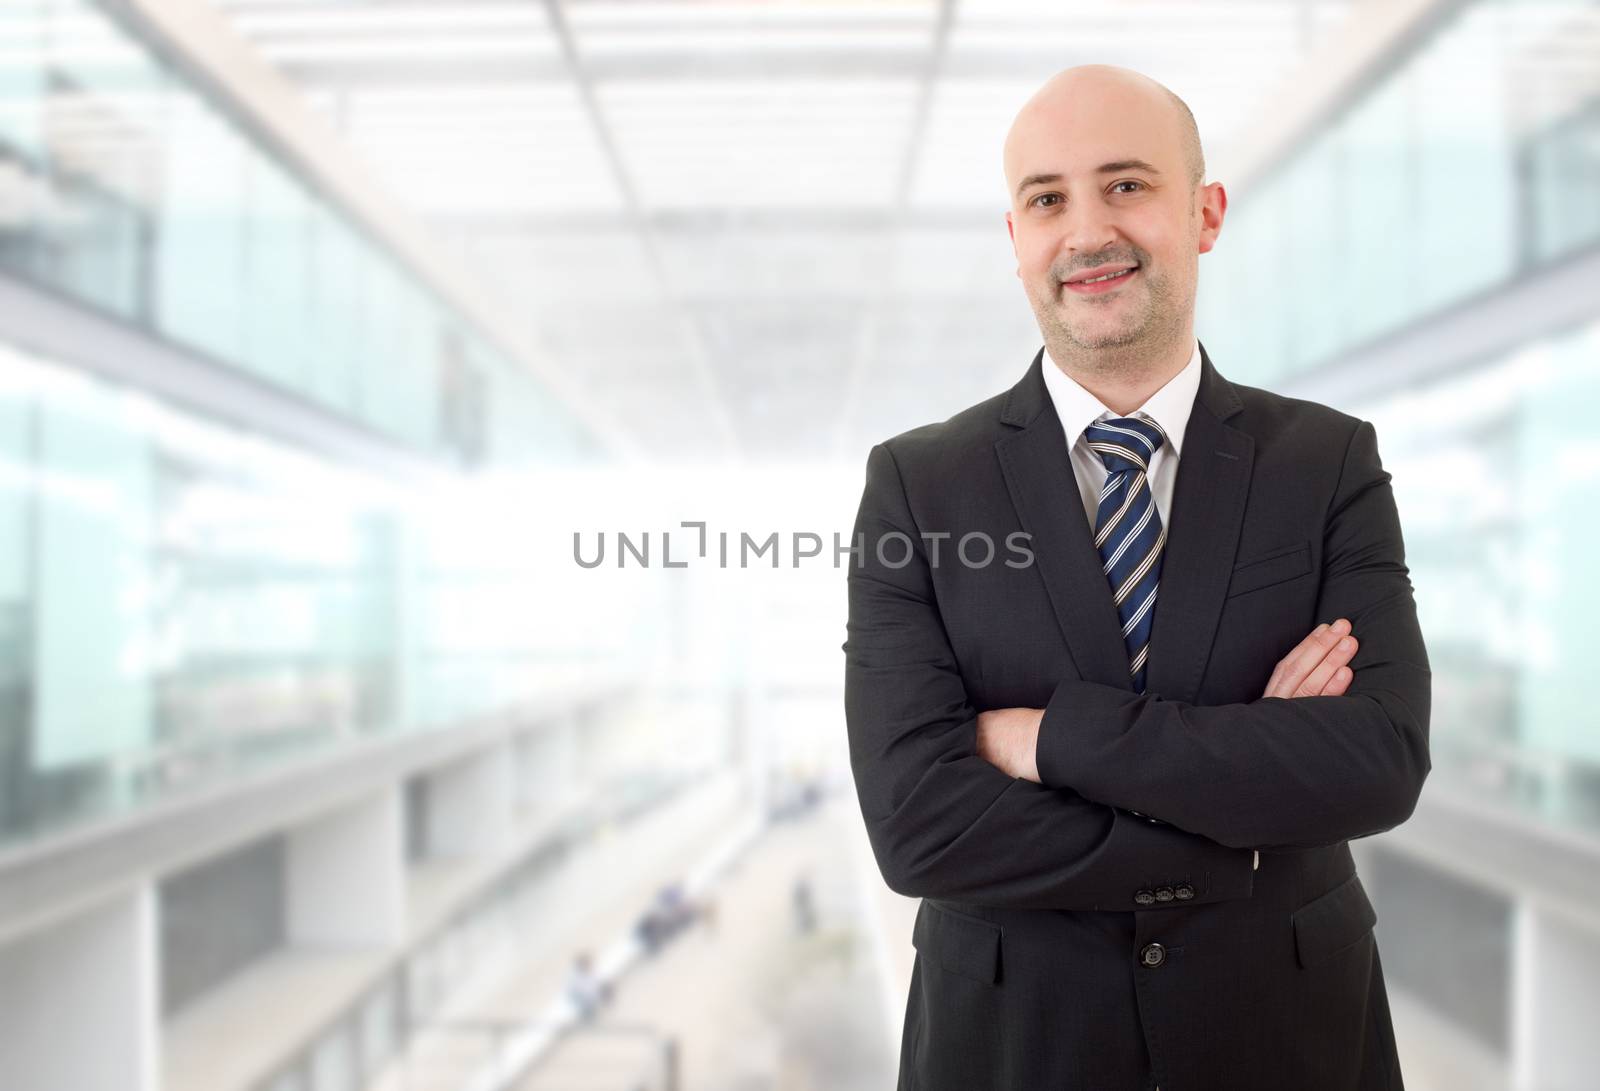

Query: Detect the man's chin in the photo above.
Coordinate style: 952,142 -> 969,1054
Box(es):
1057,321 -> 1147,351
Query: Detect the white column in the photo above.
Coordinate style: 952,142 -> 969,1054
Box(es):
286,787 -> 405,948
424,741 -> 513,857
0,884 -> 158,1091
513,718 -> 574,815
739,684 -> 770,818
552,708 -> 581,804
1511,902 -> 1600,1091
571,698 -> 603,781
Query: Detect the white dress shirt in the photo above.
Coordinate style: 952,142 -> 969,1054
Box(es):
1039,337 -> 1202,532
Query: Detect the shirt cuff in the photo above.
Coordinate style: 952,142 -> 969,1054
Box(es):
1253,850 -> 1260,871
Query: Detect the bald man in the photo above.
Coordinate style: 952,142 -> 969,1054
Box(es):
843,66 -> 1428,1090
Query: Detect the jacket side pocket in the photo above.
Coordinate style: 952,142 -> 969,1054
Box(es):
912,900 -> 1003,984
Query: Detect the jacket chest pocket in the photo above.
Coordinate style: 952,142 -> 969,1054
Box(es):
1227,539 -> 1312,599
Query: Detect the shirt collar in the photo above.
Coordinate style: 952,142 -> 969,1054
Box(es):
1040,337 -> 1202,458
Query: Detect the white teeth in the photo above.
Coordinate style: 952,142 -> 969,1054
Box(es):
1078,267 -> 1134,285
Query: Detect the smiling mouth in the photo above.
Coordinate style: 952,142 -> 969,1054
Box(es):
1062,264 -> 1140,295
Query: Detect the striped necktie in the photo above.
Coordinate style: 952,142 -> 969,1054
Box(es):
1085,414 -> 1168,694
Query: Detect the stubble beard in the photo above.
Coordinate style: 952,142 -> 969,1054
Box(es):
1030,260 -> 1191,381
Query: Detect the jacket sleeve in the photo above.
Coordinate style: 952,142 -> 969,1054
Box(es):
1033,419 -> 1432,851
844,441 -> 1257,910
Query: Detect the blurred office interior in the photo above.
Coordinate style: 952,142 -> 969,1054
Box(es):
0,0 -> 1597,1088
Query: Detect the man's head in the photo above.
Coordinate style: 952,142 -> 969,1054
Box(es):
1003,65 -> 1225,370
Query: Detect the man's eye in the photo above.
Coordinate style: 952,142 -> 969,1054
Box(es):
1111,180 -> 1145,194
1031,193 -> 1062,208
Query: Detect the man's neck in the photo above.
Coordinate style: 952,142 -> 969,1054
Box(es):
1045,331 -> 1194,417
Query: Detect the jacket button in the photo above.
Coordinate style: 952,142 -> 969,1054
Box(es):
1154,886 -> 1175,902
1133,890 -> 1156,906
1174,884 -> 1194,900
1140,942 -> 1166,968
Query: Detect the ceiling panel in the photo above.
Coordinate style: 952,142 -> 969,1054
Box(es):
209,0 -> 1360,463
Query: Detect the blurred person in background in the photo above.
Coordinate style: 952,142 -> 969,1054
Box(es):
792,872 -> 817,936
635,881 -> 703,955
844,64 -> 1429,1091
566,950 -> 611,1023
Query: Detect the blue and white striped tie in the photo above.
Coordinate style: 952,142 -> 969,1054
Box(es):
1085,414 -> 1167,694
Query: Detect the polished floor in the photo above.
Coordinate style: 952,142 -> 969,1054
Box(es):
512,794 -> 895,1091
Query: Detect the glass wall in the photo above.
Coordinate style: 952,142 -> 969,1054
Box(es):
1351,317 -> 1600,835
0,339 -> 625,850
1198,0 -> 1600,383
0,0 -> 622,850
0,0 -> 593,467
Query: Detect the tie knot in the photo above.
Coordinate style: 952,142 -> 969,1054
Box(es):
1085,415 -> 1166,475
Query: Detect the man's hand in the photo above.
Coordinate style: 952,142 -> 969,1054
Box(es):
976,706 -> 1043,783
1263,618 -> 1358,699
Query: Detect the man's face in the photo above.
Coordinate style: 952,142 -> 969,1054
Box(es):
1003,80 -> 1222,355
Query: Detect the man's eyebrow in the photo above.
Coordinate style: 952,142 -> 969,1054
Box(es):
1015,160 -> 1164,198
1014,172 -> 1062,198
1097,158 -> 1163,176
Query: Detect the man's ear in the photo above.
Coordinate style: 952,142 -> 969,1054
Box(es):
1197,182 -> 1227,255
1005,211 -> 1020,275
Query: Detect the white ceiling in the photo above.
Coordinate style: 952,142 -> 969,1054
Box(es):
208,0 -> 1363,463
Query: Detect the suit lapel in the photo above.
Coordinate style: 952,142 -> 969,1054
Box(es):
995,349 -> 1131,689
993,341 -> 1253,701
1144,342 -> 1254,703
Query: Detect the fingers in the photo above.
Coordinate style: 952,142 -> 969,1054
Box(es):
1263,623 -> 1328,696
1295,627 -> 1358,697
1319,664 -> 1353,696
1265,622 -> 1334,697
1263,618 -> 1358,699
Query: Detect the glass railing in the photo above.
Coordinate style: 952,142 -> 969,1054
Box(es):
250,768 -> 704,1091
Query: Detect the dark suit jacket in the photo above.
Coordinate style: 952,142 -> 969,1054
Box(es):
843,341 -> 1431,1091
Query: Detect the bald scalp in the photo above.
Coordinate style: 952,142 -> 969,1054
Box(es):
1162,87 -> 1205,189
1005,65 -> 1205,191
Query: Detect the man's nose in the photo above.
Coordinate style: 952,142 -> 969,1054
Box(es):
1058,199 -> 1118,256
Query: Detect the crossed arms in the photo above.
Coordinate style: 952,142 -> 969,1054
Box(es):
975,618 -> 1361,784
843,420 -> 1431,911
